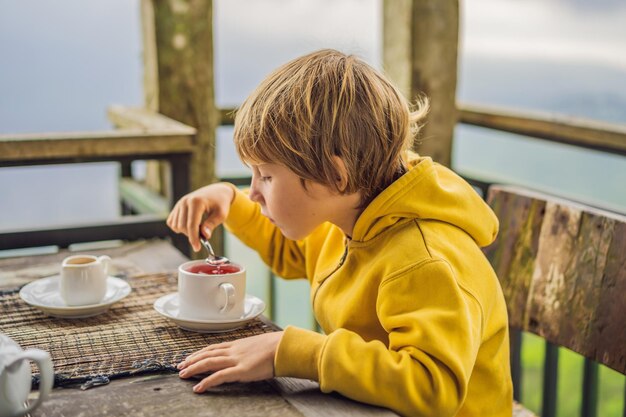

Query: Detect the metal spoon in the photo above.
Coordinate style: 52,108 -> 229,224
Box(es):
199,236 -> 230,265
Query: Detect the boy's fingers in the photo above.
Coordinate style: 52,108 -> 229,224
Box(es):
166,202 -> 179,232
180,356 -> 234,379
187,207 -> 205,252
201,221 -> 214,240
194,367 -> 240,392
178,348 -> 231,369
177,202 -> 188,235
187,342 -> 232,361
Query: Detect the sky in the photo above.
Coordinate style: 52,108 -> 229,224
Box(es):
462,0 -> 626,71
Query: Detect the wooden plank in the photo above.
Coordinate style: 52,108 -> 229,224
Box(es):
458,103 -> 626,155
271,378 -> 398,417
30,374 -> 304,417
27,374 -> 400,417
107,106 -> 197,133
0,130 -> 194,162
383,0 -> 458,166
483,189 -> 544,328
592,220 -> 626,372
486,185 -> 626,374
526,201 -> 582,339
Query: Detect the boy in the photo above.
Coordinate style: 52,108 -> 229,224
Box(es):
168,49 -> 512,416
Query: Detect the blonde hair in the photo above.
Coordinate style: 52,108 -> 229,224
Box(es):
234,49 -> 428,207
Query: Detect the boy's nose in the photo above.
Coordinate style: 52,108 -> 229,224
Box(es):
249,183 -> 263,204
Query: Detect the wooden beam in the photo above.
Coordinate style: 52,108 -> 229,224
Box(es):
107,106 -> 195,206
382,0 -> 413,99
145,0 -> 218,192
383,0 -> 459,167
140,0 -> 168,197
107,106 -> 196,133
0,130 -> 194,163
219,107 -> 236,126
458,103 -> 626,155
141,0 -> 159,113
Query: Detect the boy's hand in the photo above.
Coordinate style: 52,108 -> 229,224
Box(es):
176,331 -> 284,392
166,183 -> 235,252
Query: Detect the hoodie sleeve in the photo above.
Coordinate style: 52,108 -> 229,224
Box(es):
224,186 -> 307,279
274,259 -> 484,417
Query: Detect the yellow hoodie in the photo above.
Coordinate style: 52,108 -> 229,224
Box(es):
225,155 -> 513,417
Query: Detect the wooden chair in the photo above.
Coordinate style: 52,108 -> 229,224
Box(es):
483,185 -> 626,417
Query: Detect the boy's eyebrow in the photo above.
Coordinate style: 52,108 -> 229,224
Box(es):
256,163 -> 276,169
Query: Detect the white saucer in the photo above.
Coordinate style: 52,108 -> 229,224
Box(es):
153,293 -> 266,333
19,275 -> 132,319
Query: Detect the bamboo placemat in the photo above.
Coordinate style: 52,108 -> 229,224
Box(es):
0,273 -> 275,388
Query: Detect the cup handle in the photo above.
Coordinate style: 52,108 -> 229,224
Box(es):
219,283 -> 236,314
8,349 -> 54,417
98,255 -> 112,275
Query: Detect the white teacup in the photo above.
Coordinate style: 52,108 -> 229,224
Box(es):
178,260 -> 246,321
60,255 -> 111,306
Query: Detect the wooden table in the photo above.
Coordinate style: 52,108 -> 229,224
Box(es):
0,240 -> 397,417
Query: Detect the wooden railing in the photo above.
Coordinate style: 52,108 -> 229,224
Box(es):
0,107 -> 196,255
458,103 -> 626,156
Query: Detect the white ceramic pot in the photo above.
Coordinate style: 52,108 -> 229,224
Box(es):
0,333 -> 53,417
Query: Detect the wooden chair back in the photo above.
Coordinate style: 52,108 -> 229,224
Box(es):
483,185 -> 625,417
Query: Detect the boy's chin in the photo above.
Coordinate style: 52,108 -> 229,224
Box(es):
279,227 -> 308,241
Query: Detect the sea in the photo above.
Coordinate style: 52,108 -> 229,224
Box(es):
1,0 -> 626,328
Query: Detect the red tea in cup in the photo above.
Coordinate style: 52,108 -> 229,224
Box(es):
186,263 -> 242,275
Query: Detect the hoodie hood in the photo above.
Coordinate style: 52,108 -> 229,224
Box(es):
351,153 -> 498,246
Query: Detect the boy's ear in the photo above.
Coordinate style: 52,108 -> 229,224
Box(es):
331,155 -> 349,192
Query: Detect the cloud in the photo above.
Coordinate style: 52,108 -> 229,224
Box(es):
461,0 -> 626,70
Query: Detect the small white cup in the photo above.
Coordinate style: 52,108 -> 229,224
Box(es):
178,260 -> 246,321
60,255 -> 111,306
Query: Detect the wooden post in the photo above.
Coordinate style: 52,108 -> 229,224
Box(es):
142,0 -> 221,255
142,0 -> 218,191
383,0 -> 459,167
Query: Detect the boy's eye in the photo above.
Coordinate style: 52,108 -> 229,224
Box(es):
259,176 -> 272,182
